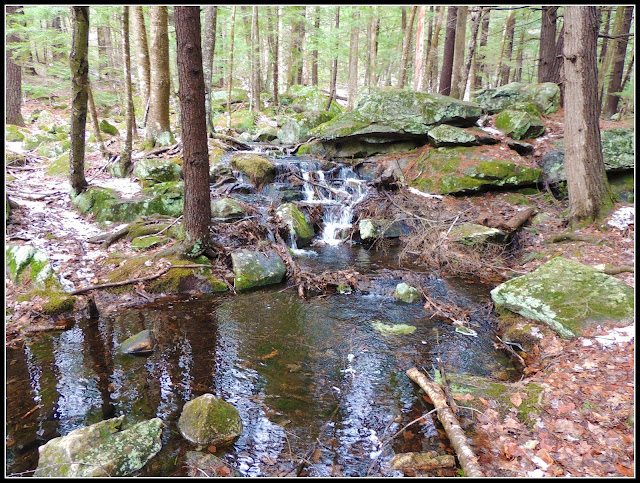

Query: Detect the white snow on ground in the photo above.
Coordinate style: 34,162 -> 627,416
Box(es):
607,206 -> 634,230
407,187 -> 444,199
98,176 -> 142,199
581,325 -> 635,348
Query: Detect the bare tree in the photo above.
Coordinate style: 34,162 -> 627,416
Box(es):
601,6 -> 634,118
131,6 -> 150,123
439,6 -> 457,95
563,6 -> 615,225
6,5 -> 25,126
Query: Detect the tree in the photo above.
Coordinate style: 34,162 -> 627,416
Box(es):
267,6 -> 279,106
131,6 -> 151,124
145,6 -> 172,147
174,6 -> 212,253
458,7 -> 483,100
311,6 -> 320,86
6,5 -> 25,126
475,7 -> 491,89
398,6 -> 417,89
326,6 -> 340,110
115,5 -> 134,177
250,6 -> 261,111
202,6 -> 218,133
601,6 -> 634,118
226,6 -> 237,131
538,6 -> 564,91
450,5 -> 468,98
425,6 -> 445,92
439,6 -> 457,96
347,8 -> 360,109
563,6 -> 615,225
413,6 -> 426,91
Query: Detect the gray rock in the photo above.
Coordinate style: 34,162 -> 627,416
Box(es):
133,158 -> 182,187
211,198 -> 246,221
178,394 -> 243,447
473,82 -> 561,115
276,202 -> 315,246
394,283 -> 422,303
231,249 -> 286,291
119,329 -> 155,355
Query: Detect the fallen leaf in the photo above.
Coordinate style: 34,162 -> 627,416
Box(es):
616,462 -> 634,477
510,392 -> 523,407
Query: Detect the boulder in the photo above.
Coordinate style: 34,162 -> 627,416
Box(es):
473,82 -> 561,115
34,416 -> 164,477
99,119 -> 119,136
231,249 -> 286,291
281,85 -> 342,114
119,329 -> 155,355
229,153 -> 276,188
359,219 -> 407,241
177,394 -> 242,446
394,283 -> 422,303
211,197 -> 246,221
494,109 -> 545,140
133,158 -> 182,187
184,451 -> 243,477
131,235 -> 168,251
6,244 -> 59,290
491,257 -> 634,338
276,202 -> 314,246
210,88 -> 248,108
213,109 -> 255,133
427,124 -> 480,147
276,110 -> 336,144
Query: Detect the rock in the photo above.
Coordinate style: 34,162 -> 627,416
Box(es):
391,452 -> 455,471
494,109 -> 545,140
119,329 -> 155,355
6,244 -> 59,290
507,140 -> 534,155
449,223 -> 507,245
231,249 -> 286,291
359,219 -> 407,241
229,154 -> 276,188
34,416 -> 164,477
131,235 -> 168,251
23,132 -> 58,150
276,202 -> 315,246
394,283 -> 422,303
408,146 -> 541,195
211,198 -> 246,221
177,394 -> 243,446
473,82 -> 561,115
133,158 -> 182,187
6,124 -> 27,141
214,109 -> 255,133
281,84 -> 342,114
491,257 -> 635,338
427,124 -> 479,147
372,321 -> 416,335
184,451 -> 243,477
99,119 -> 119,136
210,88 -> 248,108
276,110 -> 336,144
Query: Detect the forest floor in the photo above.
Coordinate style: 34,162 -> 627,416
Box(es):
5,98 -> 635,478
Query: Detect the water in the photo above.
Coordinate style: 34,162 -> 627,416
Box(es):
5,149 -> 518,477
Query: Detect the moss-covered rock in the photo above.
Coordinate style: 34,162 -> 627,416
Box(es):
393,283 -> 422,303
178,394 -> 242,446
230,153 -> 276,188
359,218 -> 407,241
6,244 -> 59,290
46,154 -> 70,178
213,109 -> 255,133
281,85 -> 342,114
491,257 -> 635,338
209,88 -> 248,108
133,158 -> 182,187
6,124 -> 27,142
34,416 -> 164,477
99,119 -> 119,136
449,223 -> 507,246
231,248 -> 286,291
211,197 -> 245,221
119,329 -> 155,355
276,202 -> 314,246
23,132 -> 58,150
427,124 -> 479,147
473,82 -> 561,115
494,109 -> 545,140
277,110 -> 336,144
131,235 -> 168,251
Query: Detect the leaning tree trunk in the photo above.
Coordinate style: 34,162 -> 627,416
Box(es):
87,80 -> 109,159
563,6 -> 615,226
439,6 -> 457,96
69,6 -> 90,195
6,5 -> 25,126
174,6 -> 211,252
145,6 -> 173,147
115,5 -> 134,177
131,6 -> 151,124
601,6 -> 634,118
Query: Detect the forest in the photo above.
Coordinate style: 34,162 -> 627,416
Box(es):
5,5 -> 635,479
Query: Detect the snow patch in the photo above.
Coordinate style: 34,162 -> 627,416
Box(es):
593,325 -> 634,347
607,206 -> 634,230
407,187 -> 444,199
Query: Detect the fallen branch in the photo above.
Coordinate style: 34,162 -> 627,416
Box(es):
68,263 -> 212,295
547,233 -> 605,245
406,367 -> 484,478
209,132 -> 252,150
478,207 -> 536,233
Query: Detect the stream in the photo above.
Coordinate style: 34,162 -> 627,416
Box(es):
5,149 -> 519,477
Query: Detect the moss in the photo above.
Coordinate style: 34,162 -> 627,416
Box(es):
230,154 -> 276,187
45,154 -> 70,177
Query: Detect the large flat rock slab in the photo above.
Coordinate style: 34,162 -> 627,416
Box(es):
491,257 -> 634,338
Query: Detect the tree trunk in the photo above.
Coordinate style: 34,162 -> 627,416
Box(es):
116,5 -> 134,177
131,6 -> 151,121
458,7 -> 482,100
69,6 -> 90,195
347,8 -> 360,109
268,6 -> 279,106
326,6 -> 340,110
563,6 -> 615,225
202,6 -> 218,134
602,6 -> 634,118
226,6 -> 237,131
620,46 -> 634,92
97,25 -> 111,80
538,6 -> 558,83
250,6 -> 262,111
475,7 -> 491,89
145,6 -> 173,147
87,80 -> 108,159
6,5 -> 25,126
413,6 -> 427,91
450,6 -> 468,99
439,6 -> 457,96
513,9 -> 530,83
496,10 -> 516,86
398,6 -> 417,89
174,6 -> 212,251
311,6 -> 320,86
425,6 -> 445,93
288,6 -> 305,88
597,7 -> 612,70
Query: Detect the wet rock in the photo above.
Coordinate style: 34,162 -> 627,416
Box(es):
34,416 -> 164,477
230,154 -> 276,188
119,329 -> 155,355
231,249 -> 286,291
393,283 -> 422,303
178,394 -> 243,446
491,257 -> 635,338
184,451 -> 242,477
372,321 -> 417,335
211,198 -> 246,221
276,202 -> 314,246
473,82 -> 561,115
133,158 -> 182,188
359,219 -> 407,241
494,109 -> 545,140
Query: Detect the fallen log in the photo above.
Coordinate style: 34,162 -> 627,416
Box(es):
477,207 -> 536,233
406,367 -> 484,478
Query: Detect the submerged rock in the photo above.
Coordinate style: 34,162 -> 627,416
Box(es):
119,329 -> 155,355
34,416 -> 164,477
231,249 -> 286,291
178,394 -> 242,447
491,257 -> 634,338
372,321 -> 417,335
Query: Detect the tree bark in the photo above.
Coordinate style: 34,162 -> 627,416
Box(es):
601,6 -> 634,118
538,6 -> 558,83
117,5 -> 134,177
458,7 -> 483,100
413,6 -> 427,91
202,6 -> 218,134
311,6 -> 320,86
597,7 -> 612,70
425,6 -> 445,93
145,6 -> 173,146
174,6 -> 212,251
250,6 -> 262,112
87,80 -> 108,159
131,6 -> 151,121
6,5 -> 25,126
226,6 -> 237,131
495,10 -> 516,87
474,7 -> 491,89
347,8 -> 360,109
69,6 -> 90,195
326,6 -> 340,111
439,6 -> 457,96
398,6 -> 417,89
450,6 -> 469,99
268,6 -> 279,106
563,6 -> 615,225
